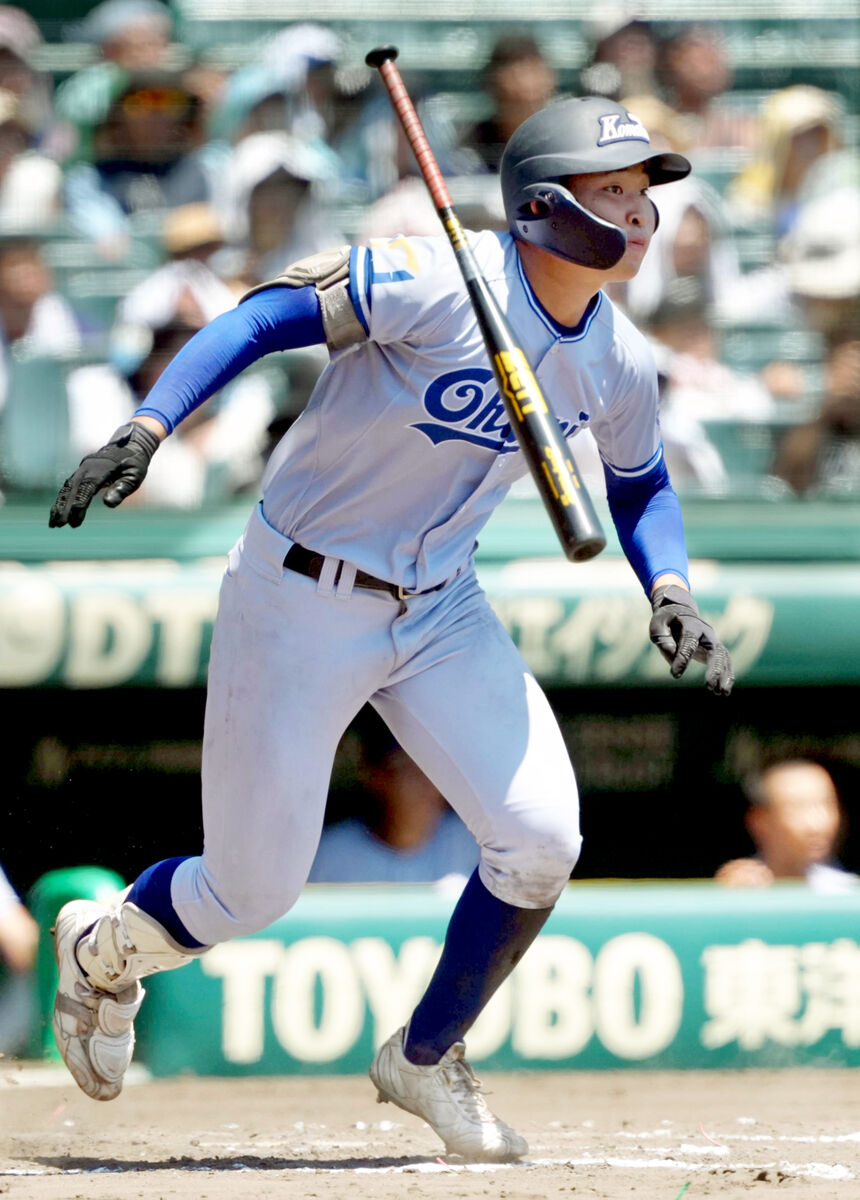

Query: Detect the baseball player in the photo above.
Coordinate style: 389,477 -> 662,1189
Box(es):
48,96 -> 733,1162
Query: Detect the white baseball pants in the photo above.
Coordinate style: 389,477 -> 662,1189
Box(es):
171,504 -> 581,945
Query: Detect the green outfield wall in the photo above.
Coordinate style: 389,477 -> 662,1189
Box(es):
3,493 -> 860,689
3,556 -> 860,689
132,882 -> 860,1076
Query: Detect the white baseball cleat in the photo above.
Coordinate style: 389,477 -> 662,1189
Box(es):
53,898 -> 197,1101
369,1026 -> 528,1162
52,900 -> 144,1101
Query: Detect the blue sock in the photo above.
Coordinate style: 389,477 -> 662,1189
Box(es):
125,857 -> 206,949
404,868 -> 553,1065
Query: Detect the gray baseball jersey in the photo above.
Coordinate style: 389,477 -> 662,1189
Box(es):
261,231 -> 662,590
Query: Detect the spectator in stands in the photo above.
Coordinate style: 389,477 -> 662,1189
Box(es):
646,278 -> 776,421
0,860 -> 38,1055
309,726 -> 479,886
64,69 -> 218,257
209,63 -> 296,147
0,6 -> 58,155
357,172 -> 442,242
727,86 -> 843,236
579,17 -> 658,102
631,278 -> 773,494
357,103 -> 504,242
770,336 -> 860,498
222,130 -> 343,286
609,94 -> 744,325
74,0 -> 173,72
716,760 -> 858,893
0,237 -> 80,355
0,236 -> 82,436
333,65 -> 470,208
55,0 -> 174,161
779,185 -> 860,344
458,34 -> 556,174
0,88 -> 62,229
258,23 -> 353,148
655,23 -> 755,151
461,34 -> 554,169
209,23 -> 361,162
722,168 -> 860,341
115,201 -> 240,331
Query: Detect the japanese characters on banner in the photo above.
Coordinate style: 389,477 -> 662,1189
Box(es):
701,938 -> 860,1052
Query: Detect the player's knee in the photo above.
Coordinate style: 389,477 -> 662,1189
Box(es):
481,809 -> 582,907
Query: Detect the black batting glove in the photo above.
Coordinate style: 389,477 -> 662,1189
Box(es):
49,421 -> 161,529
649,584 -> 734,696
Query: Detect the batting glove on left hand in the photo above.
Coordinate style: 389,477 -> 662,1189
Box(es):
649,584 -> 734,696
49,422 -> 160,529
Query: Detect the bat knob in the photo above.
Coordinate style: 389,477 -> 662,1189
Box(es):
365,45 -> 399,68
569,535 -> 607,563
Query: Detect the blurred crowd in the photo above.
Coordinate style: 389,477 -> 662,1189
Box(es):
0,2 -> 856,506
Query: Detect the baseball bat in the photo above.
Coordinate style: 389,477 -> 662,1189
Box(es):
365,45 -> 606,563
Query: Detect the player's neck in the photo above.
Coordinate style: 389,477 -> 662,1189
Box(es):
516,241 -> 604,329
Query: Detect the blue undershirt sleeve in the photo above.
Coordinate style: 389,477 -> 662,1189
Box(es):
603,453 -> 690,594
134,285 -> 327,434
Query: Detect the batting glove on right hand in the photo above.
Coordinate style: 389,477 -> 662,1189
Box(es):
49,421 -> 161,529
649,584 -> 734,696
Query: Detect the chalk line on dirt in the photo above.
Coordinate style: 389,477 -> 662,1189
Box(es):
1,1155 -> 854,1181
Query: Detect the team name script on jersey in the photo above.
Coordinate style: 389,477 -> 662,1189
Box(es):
413,368 -> 588,452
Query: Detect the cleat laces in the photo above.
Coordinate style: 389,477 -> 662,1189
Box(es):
441,1054 -> 494,1122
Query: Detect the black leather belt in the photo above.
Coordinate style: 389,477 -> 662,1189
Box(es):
283,544 -> 445,601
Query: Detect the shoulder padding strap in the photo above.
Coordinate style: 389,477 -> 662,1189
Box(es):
240,245 -> 367,352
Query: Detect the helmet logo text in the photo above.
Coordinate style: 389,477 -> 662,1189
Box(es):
596,111 -> 649,147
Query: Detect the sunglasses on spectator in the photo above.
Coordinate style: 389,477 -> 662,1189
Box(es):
121,88 -> 192,117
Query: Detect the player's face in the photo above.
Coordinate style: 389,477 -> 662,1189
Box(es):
567,164 -> 657,280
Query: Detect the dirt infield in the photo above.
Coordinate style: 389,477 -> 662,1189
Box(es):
2,1061 -> 859,1199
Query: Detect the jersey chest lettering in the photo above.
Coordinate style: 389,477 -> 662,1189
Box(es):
413,368 -> 584,452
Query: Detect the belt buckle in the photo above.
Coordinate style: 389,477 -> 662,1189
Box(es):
396,584 -> 411,601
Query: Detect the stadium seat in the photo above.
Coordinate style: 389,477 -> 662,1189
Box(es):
701,416 -> 806,490
0,356 -> 74,494
717,326 -> 825,376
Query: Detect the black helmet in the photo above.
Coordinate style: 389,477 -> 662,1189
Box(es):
500,96 -> 691,268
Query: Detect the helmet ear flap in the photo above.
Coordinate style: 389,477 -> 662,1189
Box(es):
514,181 -> 627,269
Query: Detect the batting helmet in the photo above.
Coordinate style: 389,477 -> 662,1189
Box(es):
500,96 -> 691,269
